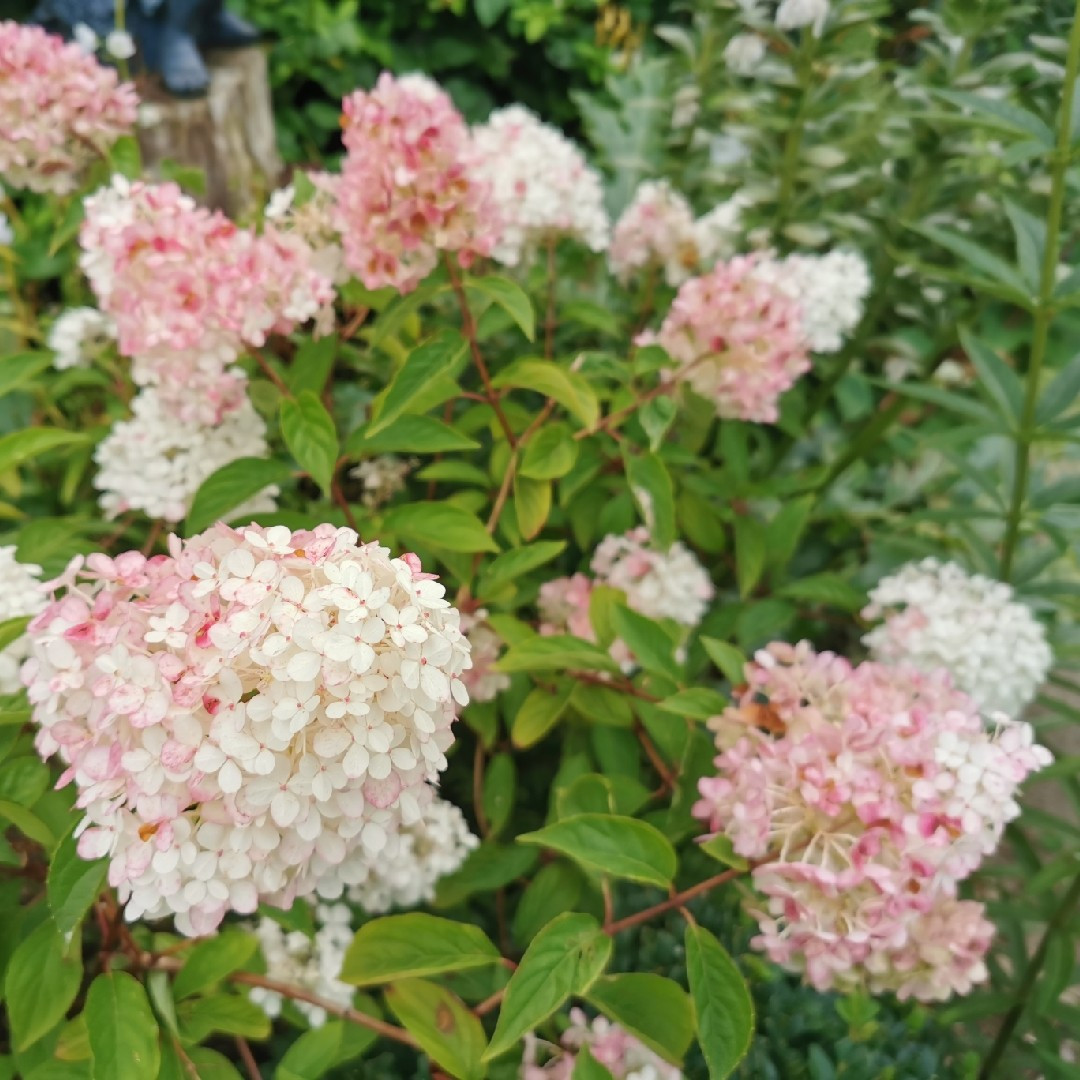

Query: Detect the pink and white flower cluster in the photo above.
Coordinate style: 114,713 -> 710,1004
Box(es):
93,384 -> 278,523
539,528 -> 713,671
80,176 -> 332,421
22,524 -> 472,936
863,558 -> 1052,718
694,641 -> 1050,1001
472,105 -> 609,267
609,181 -> 745,287
523,1008 -> 682,1079
0,21 -> 137,195
336,795 -> 478,912
336,73 -> 498,293
459,609 -> 510,704
645,254 -> 811,423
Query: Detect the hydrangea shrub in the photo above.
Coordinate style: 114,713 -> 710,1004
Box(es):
0,3 -> 1079,1078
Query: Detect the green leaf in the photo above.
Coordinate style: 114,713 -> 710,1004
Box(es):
474,0 -> 510,27
0,799 -> 53,847
496,635 -> 621,676
876,378 -> 996,423
0,428 -> 88,477
0,352 -> 51,399
573,1047 -> 615,1079
512,863 -> 585,946
511,682 -> 576,749
1036,352 -> 1080,424
734,517 -> 766,598
658,688 -> 728,721
385,979 -> 487,1080
178,994 -> 271,1042
348,415 -> 480,456
340,914 -> 500,987
684,925 -> 754,1078
514,475 -> 552,540
778,573 -> 866,612
369,331 -> 468,435
700,833 -> 749,870
484,914 -> 612,1062
86,972 -> 160,1080
5,920 -> 82,1051
930,89 -> 1054,145
287,334 -> 338,396
385,502 -> 499,553
520,424 -> 578,480
638,397 -> 678,451
468,275 -> 535,341
493,360 -> 600,429
1003,200 -> 1046,292
585,973 -> 694,1063
280,391 -> 339,497
764,495 -> 814,575
908,223 -> 1031,299
623,452 -> 676,549
108,135 -> 142,178
434,844 -> 539,909
275,1019 -> 377,1080
482,752 -> 516,836
960,328 -> 1023,420
518,813 -> 677,888
48,829 -> 107,937
186,458 -> 294,534
0,756 -> 49,805
0,616 -> 30,653
476,541 -> 566,594
173,930 -> 258,1000
610,606 -> 680,681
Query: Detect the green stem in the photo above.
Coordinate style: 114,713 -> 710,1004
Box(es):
978,868 -> 1080,1079
999,0 -> 1080,581
776,31 -> 818,228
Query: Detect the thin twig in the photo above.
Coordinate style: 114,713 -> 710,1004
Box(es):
473,988 -> 506,1018
235,1037 -> 263,1080
331,474 -> 359,533
634,720 -> 677,792
253,350 -> 292,397
443,255 -> 517,448
603,867 -> 747,936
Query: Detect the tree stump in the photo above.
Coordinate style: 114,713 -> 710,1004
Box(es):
134,46 -> 282,219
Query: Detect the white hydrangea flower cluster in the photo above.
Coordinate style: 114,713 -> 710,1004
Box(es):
335,796 -> 479,912
47,307 -> 117,370
609,180 -> 746,286
752,249 -> 871,353
0,545 -> 44,694
348,456 -> 414,510
472,105 -> 610,267
775,0 -> 829,34
93,384 -> 278,523
23,524 -> 473,935
863,558 -> 1053,717
249,903 -> 355,1027
591,527 -> 714,627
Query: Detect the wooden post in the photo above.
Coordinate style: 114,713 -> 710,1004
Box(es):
134,46 -> 282,220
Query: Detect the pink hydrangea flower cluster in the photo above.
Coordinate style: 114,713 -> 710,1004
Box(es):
643,255 -> 810,423
609,180 -> 746,287
22,523 -> 472,936
336,73 -> 498,293
80,176 -> 332,420
458,608 -> 510,703
0,21 -> 137,195
523,1008 -> 682,1079
693,641 -> 1051,1001
538,529 -> 713,671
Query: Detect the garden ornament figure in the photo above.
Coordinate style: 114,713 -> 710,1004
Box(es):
31,0 -> 260,97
